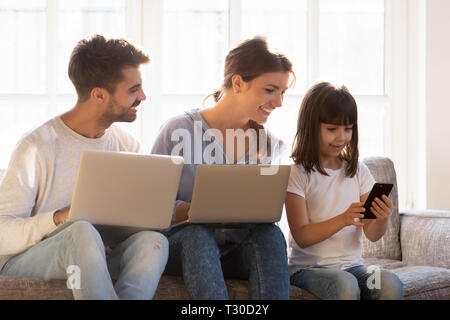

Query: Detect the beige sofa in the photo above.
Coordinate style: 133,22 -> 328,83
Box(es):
0,157 -> 449,300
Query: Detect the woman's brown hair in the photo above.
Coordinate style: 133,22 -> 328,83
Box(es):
291,81 -> 359,177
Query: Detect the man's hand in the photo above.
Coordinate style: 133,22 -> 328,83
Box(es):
53,206 -> 70,226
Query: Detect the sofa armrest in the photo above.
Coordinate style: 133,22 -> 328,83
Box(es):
399,209 -> 450,269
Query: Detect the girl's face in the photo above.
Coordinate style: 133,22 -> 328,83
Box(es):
319,123 -> 354,160
238,72 -> 290,125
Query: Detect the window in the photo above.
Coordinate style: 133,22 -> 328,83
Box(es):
0,0 -> 409,208
162,1 -> 228,95
147,0 -> 388,163
0,0 -> 127,168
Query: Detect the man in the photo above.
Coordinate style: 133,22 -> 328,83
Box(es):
0,34 -> 168,300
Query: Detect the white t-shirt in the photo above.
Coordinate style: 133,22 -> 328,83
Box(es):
0,117 -> 143,270
286,161 -> 375,275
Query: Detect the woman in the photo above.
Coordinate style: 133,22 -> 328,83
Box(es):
151,36 -> 295,299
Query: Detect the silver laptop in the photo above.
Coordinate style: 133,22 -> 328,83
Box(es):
68,151 -> 183,244
172,164 -> 291,228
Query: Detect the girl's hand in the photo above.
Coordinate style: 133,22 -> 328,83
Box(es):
369,195 -> 393,221
340,202 -> 365,227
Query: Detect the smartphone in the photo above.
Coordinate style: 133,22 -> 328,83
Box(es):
362,183 -> 394,219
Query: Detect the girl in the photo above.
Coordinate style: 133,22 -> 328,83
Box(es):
285,82 -> 404,300
151,37 -> 295,299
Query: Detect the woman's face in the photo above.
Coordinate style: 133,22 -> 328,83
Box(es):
238,72 -> 290,125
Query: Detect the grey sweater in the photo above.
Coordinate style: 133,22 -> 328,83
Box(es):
151,108 -> 286,244
0,117 -> 142,270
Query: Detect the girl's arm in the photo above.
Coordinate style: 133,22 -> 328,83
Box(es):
362,193 -> 394,242
285,192 -> 365,249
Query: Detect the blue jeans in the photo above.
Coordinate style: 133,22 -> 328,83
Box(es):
165,224 -> 289,300
290,265 -> 404,300
0,220 -> 169,300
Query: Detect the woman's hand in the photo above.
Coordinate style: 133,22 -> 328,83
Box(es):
340,202 -> 365,227
174,202 -> 191,223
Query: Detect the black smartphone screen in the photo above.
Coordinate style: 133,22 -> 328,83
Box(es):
363,183 -> 394,219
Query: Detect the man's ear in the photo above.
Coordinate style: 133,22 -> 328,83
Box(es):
90,87 -> 109,104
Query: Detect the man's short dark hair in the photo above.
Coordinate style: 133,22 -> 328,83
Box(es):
68,34 -> 150,102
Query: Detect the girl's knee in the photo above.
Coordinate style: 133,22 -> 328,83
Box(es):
379,270 -> 404,300
332,273 -> 360,300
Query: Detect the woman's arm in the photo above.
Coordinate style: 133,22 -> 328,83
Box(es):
285,192 -> 365,249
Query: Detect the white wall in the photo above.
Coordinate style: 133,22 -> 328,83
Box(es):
426,0 -> 450,210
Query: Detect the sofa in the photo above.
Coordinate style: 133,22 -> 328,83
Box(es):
0,157 -> 449,300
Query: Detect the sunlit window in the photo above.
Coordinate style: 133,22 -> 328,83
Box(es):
0,0 -> 126,168
0,0 -> 387,170
162,0 -> 228,95
242,0 -> 308,93
153,0 -> 385,161
0,0 -> 46,94
319,0 -> 385,95
55,0 -> 126,94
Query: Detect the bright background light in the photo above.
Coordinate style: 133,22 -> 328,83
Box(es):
0,0 -> 386,173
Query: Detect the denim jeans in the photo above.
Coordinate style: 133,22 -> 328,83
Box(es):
0,220 -> 169,300
290,264 -> 404,300
165,223 -> 290,300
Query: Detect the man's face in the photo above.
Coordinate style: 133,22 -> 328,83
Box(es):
102,66 -> 146,123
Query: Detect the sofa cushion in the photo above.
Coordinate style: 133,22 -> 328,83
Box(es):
362,157 -> 402,261
0,275 -> 318,300
362,258 -> 450,300
154,276 -> 318,300
391,266 -> 450,300
0,275 -> 73,300
400,211 -> 450,269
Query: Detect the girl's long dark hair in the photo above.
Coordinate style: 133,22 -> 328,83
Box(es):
291,81 -> 359,177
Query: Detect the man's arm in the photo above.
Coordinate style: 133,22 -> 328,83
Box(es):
0,139 -> 58,255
